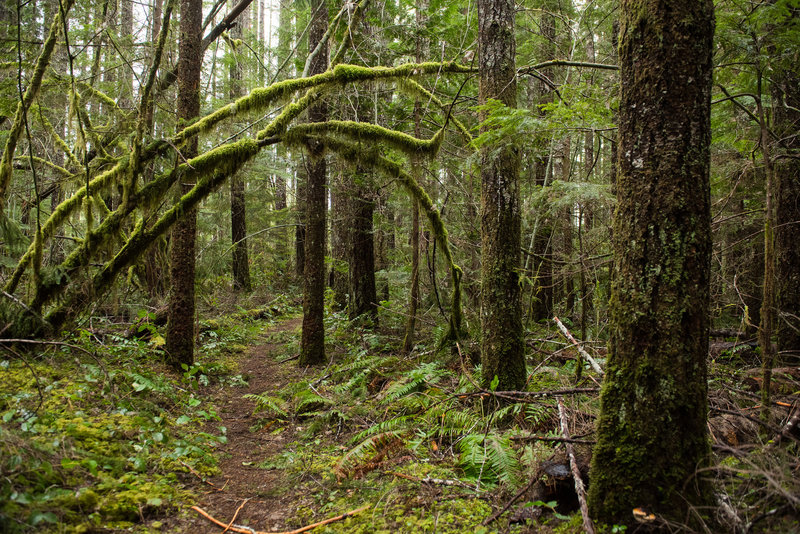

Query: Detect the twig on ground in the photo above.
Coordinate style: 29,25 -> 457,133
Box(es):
482,475 -> 539,526
389,471 -> 475,489
224,498 -> 251,533
190,504 -> 371,534
557,398 -> 595,534
278,354 -> 299,363
179,460 -> 224,491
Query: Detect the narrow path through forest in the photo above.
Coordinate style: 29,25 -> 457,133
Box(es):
169,316 -> 310,533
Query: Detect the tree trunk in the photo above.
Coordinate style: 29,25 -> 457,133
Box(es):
166,0 -> 203,369
330,164 -> 350,310
773,61 -> 800,365
349,186 -> 377,320
229,0 -> 251,292
299,0 -> 328,365
478,0 -> 526,390
588,0 -> 714,524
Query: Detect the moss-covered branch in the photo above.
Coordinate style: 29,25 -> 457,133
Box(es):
44,139 -> 262,332
285,132 -> 463,341
27,139 -> 261,314
4,139 -> 170,294
175,61 -> 473,147
287,120 -> 444,157
0,0 -> 75,207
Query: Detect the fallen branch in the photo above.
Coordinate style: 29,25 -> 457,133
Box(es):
190,504 -> 371,534
553,317 -> 604,376
190,506 -> 254,534
770,402 -> 800,447
389,471 -> 475,489
510,435 -> 596,445
557,398 -> 595,534
224,498 -> 251,533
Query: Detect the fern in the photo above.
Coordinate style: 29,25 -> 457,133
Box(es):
243,393 -> 289,418
457,432 -> 522,487
351,415 -> 415,444
382,362 -> 449,405
336,431 -> 405,478
295,388 -> 333,415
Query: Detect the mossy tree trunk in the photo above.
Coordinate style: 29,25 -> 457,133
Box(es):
299,0 -> 328,365
528,7 -> 555,324
166,0 -> 203,369
773,61 -> 800,365
478,0 -> 526,390
229,1 -> 251,292
330,164 -> 350,310
403,0 -> 427,353
587,0 -> 714,525
348,179 -> 377,320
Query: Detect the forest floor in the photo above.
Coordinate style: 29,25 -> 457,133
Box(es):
3,306 -> 798,533
166,316 -> 307,533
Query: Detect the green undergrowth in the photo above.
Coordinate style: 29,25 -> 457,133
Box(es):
243,306 -> 597,533
0,305 -> 291,533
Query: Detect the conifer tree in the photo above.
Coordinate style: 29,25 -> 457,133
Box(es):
588,0 -> 714,524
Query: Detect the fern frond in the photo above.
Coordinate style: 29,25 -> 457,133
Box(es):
382,362 -> 449,404
244,393 -> 289,418
336,431 -> 405,478
351,415 -> 414,444
457,432 -> 522,487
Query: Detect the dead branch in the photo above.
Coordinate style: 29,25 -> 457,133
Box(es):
553,316 -> 604,376
557,398 -> 595,534
389,471 -> 475,489
510,435 -> 596,445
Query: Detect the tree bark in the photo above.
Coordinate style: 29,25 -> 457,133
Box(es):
299,0 -> 328,365
229,0 -> 251,292
478,0 -> 526,390
166,0 -> 203,369
773,58 -> 800,365
588,0 -> 714,524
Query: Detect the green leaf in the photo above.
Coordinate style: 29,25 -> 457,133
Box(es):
489,375 -> 499,392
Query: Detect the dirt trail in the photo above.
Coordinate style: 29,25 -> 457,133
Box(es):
170,317 -> 306,533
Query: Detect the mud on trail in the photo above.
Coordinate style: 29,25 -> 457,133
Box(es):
167,317 -> 317,533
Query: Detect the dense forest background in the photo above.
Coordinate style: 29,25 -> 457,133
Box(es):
0,0 -> 798,532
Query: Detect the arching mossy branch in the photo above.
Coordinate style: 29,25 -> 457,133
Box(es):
286,120 -> 445,158
285,133 -> 464,342
26,138 -> 261,313
174,61 -> 473,148
4,139 -> 171,294
0,0 -> 76,207
44,139 -> 267,332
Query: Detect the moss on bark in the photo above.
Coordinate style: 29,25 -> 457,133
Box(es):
587,0 -> 715,525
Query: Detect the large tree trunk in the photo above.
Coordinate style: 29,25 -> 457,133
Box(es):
299,0 -> 328,365
166,0 -> 203,369
588,0 -> 714,525
478,0 -> 526,390
773,62 -> 800,365
229,1 -> 251,292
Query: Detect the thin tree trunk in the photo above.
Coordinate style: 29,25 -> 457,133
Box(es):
166,0 -> 203,369
478,0 -> 525,390
299,0 -> 328,365
229,0 -> 251,292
